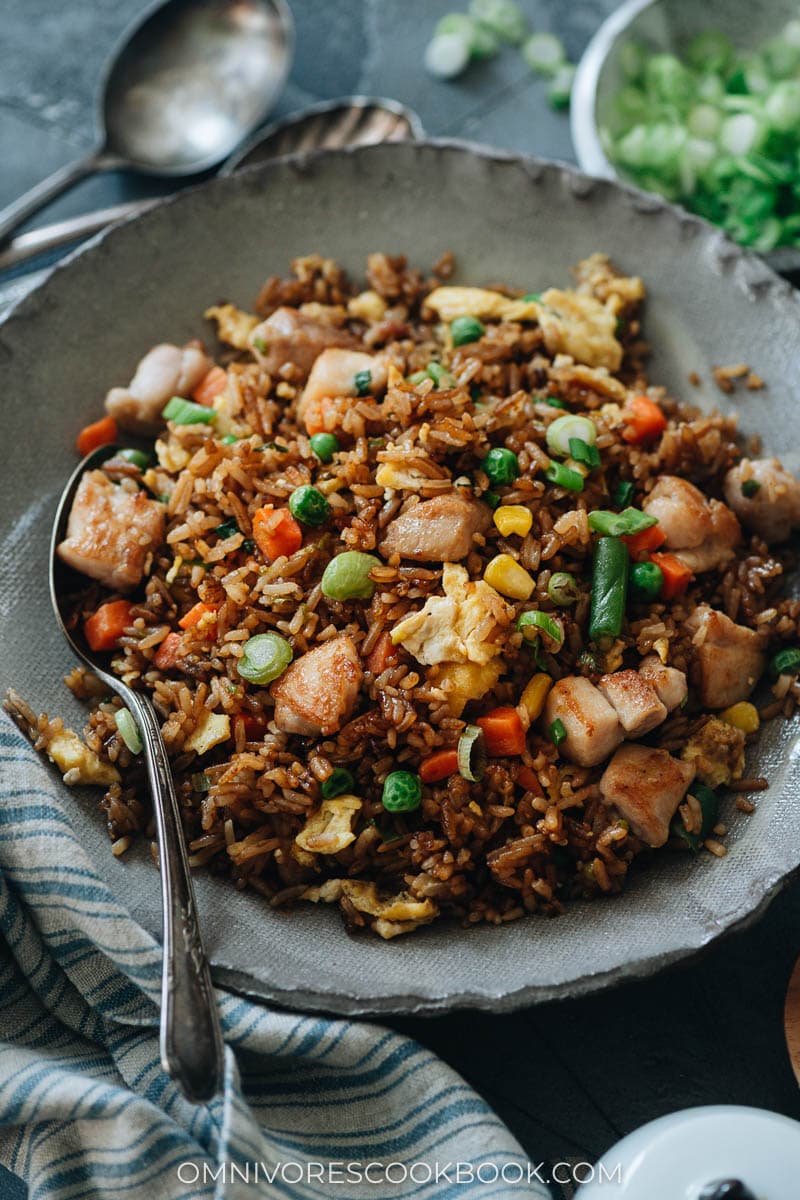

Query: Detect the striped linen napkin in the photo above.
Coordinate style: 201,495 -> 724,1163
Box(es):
0,714 -> 550,1200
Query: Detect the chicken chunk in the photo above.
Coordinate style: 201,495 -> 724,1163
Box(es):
598,670 -> 667,736
271,635 -> 363,737
57,470 -> 165,591
642,476 -> 741,573
297,347 -> 388,424
249,307 -> 358,379
686,606 -> 766,709
723,457 -> 800,543
600,743 -> 696,848
638,654 -> 688,712
391,563 -> 512,667
681,717 -> 745,788
379,492 -> 491,563
544,676 -> 623,767
105,343 -> 211,434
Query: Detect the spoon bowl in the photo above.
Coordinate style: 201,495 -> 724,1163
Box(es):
50,445 -> 226,1103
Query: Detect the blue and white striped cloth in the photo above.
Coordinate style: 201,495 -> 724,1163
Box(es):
0,714 -> 548,1199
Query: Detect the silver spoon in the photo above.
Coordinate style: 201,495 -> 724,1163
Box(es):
50,445 -> 225,1103
0,0 -> 293,246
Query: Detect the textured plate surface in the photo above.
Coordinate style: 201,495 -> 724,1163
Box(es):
2,141 -> 799,1016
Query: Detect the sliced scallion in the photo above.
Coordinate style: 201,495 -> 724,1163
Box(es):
517,610 -> 564,652
115,708 -> 143,755
458,725 -> 487,782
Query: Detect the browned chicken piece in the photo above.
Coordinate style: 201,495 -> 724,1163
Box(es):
249,307 -> 358,379
599,743 -> 696,848
681,717 -> 745,788
597,670 -> 667,736
298,347 -> 388,424
57,470 -> 165,591
105,343 -> 211,434
271,634 -> 363,736
642,475 -> 741,573
686,605 -> 766,709
379,493 -> 491,563
638,654 -> 688,712
544,676 -> 623,767
723,457 -> 800,543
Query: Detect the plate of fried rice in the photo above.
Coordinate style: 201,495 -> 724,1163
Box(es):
2,141 -> 800,1014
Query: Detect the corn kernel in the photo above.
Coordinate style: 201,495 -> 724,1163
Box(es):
719,701 -> 760,734
493,505 -> 533,538
520,673 -> 553,721
484,553 -> 535,600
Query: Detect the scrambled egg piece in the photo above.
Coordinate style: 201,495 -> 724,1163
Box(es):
574,252 -> 645,314
549,359 -> 628,403
302,878 -> 438,939
681,717 -> 745,789
391,564 -> 511,667
48,729 -> 120,787
155,436 -> 190,473
538,288 -> 622,371
436,660 -> 503,717
295,795 -> 362,855
347,290 -> 388,323
204,303 -> 259,350
375,462 -> 445,491
184,710 -> 231,756
424,286 -> 539,324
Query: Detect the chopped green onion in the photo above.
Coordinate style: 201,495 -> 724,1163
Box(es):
549,718 -> 567,747
427,361 -> 456,388
457,724 -> 486,782
545,461 -> 584,492
548,571 -> 580,606
613,480 -> 635,507
741,478 -> 761,498
671,783 -> 719,853
252,335 -> 268,353
310,432 -> 340,463
769,647 -> 800,679
686,30 -> 733,74
548,63 -> 576,111
629,560 -> 664,602
450,315 -> 485,346
191,771 -> 211,792
321,551 -> 379,601
589,537 -> 629,644
162,396 -> 216,425
436,12 -> 499,59
237,633 -> 293,685
522,32 -> 565,77
569,437 -> 601,469
407,370 -> 430,385
115,708 -> 143,755
483,490 -> 501,509
382,770 -> 422,812
522,291 -> 542,303
220,434 -> 239,445
619,40 -> 646,81
117,448 -> 152,470
321,768 -> 355,799
354,369 -> 372,397
546,414 -> 596,457
288,485 -> 331,527
468,0 -> 527,45
425,30 -> 471,78
517,610 -> 564,652
544,396 -> 566,409
588,508 -> 658,537
483,447 -> 519,486
215,517 -> 240,539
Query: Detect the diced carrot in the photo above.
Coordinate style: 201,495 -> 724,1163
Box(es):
76,415 -> 118,457
620,395 -> 667,444
252,505 -> 303,561
178,601 -> 218,630
304,395 -> 338,436
622,524 -> 666,561
649,552 -> 693,599
419,748 -> 459,784
191,365 -> 228,407
83,599 -> 134,652
516,765 -> 544,796
154,631 -> 183,670
476,706 -> 527,757
366,631 -> 398,676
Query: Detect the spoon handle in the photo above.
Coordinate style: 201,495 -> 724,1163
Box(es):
0,147 -> 112,246
129,692 -> 225,1102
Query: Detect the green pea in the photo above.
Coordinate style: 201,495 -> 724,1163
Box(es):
382,770 -> 422,812
629,561 -> 664,601
117,448 -> 152,470
483,446 -> 519,486
321,768 -> 355,799
450,315 -> 485,346
288,485 -> 331,527
321,551 -> 379,601
309,432 -> 339,463
237,633 -> 293,685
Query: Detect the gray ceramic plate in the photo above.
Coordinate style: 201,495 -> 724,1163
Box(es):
2,141 -> 799,1016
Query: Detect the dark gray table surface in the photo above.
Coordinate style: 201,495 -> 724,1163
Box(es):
2,1 -> 800,1194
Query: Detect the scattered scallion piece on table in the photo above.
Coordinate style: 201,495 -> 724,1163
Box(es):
437,12 -> 500,59
522,31 -> 566,77
424,30 -> 472,79
115,708 -> 143,755
548,63 -> 576,110
469,0 -> 528,45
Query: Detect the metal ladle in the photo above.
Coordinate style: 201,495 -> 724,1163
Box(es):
0,0 -> 293,245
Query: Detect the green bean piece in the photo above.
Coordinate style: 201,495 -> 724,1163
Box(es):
589,537 -> 629,644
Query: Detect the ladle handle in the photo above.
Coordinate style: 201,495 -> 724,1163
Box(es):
0,147 -> 112,246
